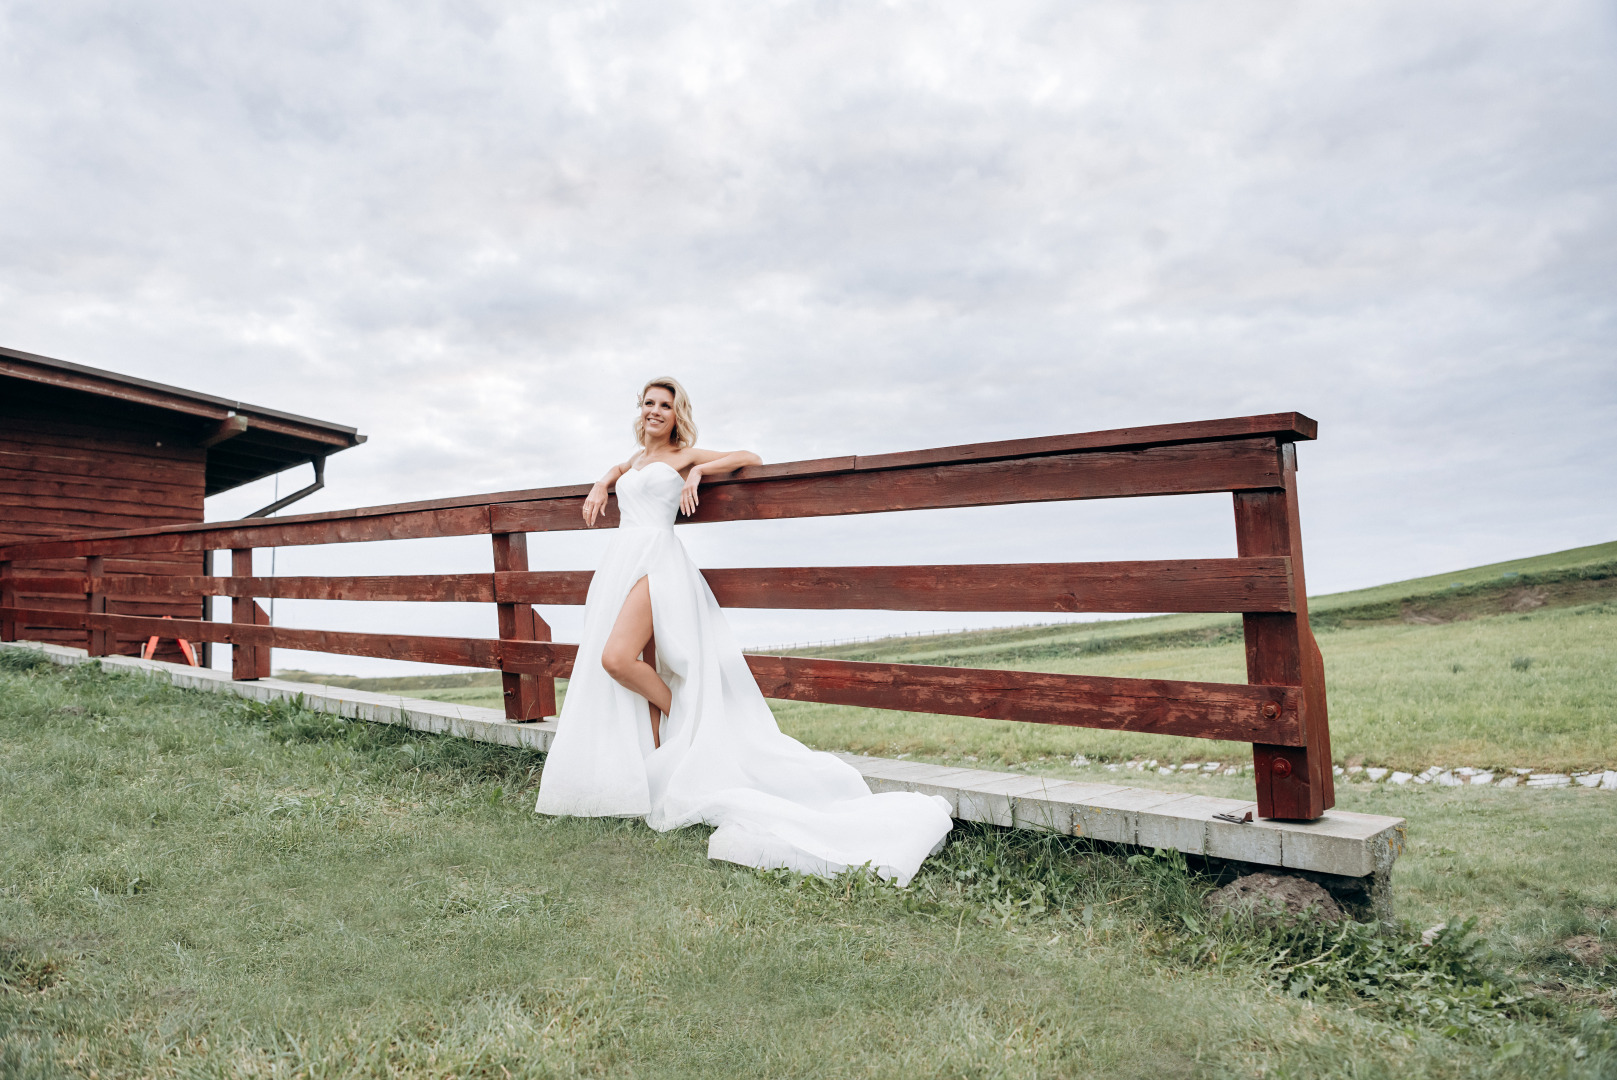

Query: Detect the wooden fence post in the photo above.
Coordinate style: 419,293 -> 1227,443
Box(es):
86,555 -> 109,657
197,550 -> 213,669
0,560 -> 14,642
231,549 -> 271,680
492,531 -> 556,721
1233,440 -> 1334,820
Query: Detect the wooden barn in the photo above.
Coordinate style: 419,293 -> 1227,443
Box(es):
0,345 -> 365,662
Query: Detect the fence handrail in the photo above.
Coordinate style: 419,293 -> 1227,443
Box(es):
0,413 -> 1315,561
0,411 -> 1333,820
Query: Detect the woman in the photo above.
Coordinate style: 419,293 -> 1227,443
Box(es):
534,377 -> 953,886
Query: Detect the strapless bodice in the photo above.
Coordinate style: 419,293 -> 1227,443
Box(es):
615,461 -> 682,530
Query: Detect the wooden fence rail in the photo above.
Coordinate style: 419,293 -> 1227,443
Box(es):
0,412 -> 1334,819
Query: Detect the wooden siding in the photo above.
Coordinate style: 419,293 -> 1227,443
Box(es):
0,396 -> 207,663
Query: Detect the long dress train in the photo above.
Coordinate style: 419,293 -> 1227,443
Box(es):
532,460 -> 954,885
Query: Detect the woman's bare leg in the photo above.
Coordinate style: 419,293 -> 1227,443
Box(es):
600,576 -> 671,747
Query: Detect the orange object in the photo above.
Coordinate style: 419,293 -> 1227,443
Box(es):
140,615 -> 199,666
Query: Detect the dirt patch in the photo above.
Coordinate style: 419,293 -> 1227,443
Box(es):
1205,873 -> 1345,928
1564,934 -> 1606,966
1509,586 -> 1549,611
0,941 -> 67,992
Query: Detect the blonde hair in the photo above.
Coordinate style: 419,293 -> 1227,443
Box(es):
633,376 -> 698,448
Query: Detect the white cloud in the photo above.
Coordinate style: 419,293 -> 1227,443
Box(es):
3,0 -> 1613,673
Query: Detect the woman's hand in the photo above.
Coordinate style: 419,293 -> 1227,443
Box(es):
680,467 -> 703,517
582,481 -> 610,527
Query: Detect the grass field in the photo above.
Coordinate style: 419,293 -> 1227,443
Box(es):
281,541 -> 1617,773
3,652 -> 1614,1078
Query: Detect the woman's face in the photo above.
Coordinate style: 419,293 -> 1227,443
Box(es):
641,386 -> 676,443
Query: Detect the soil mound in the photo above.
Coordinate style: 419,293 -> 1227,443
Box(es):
1206,873 -> 1345,928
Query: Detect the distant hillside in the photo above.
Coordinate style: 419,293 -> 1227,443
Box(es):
275,540 -> 1616,683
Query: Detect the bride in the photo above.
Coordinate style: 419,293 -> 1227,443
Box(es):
533,377 -> 953,885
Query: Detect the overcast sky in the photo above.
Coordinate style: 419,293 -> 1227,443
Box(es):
3,1 -> 1614,674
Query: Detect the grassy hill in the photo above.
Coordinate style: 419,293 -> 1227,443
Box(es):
279,541 -> 1617,772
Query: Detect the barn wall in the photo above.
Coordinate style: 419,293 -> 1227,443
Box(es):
1,397 -> 208,664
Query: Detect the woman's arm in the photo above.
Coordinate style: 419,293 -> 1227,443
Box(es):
678,448 -> 762,517
583,457 -> 637,527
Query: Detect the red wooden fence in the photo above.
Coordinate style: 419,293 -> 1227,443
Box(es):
0,413 -> 1334,819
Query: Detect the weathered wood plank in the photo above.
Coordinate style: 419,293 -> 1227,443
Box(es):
492,439 -> 1284,533
0,506 -> 494,561
2,607 -> 504,669
744,656 -> 1303,743
6,606 -> 1305,743
492,532 -> 556,720
0,417 -> 1304,560
1234,442 -> 1334,820
14,573 -> 501,602
14,556 -> 1292,614
843,413 -> 1316,473
495,558 -> 1293,613
496,640 -> 1305,744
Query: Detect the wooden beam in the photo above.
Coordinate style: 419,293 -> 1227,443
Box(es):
0,417 -> 1309,561
493,558 -> 1293,613
6,605 -> 1304,744
498,640 -> 1305,744
1,561 -> 15,642
85,555 -> 108,656
1234,442 -> 1334,820
16,557 -> 1294,614
1,607 -> 503,669
492,439 -> 1285,533
492,532 -> 555,721
199,415 -> 250,448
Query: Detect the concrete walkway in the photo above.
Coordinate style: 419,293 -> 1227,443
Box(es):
4,640 -> 1405,915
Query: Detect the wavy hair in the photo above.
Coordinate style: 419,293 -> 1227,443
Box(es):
632,376 -> 698,448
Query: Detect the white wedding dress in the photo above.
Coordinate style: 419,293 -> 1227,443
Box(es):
533,460 -> 954,885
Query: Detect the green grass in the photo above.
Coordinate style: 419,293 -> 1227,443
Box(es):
2,653 -> 1614,1078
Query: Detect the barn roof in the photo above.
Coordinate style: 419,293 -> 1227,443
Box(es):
0,345 -> 366,497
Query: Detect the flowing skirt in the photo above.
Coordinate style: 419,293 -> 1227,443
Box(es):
533,526 -> 953,885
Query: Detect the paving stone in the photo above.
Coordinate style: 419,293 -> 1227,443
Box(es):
1205,808 -> 1284,865
1270,812 -> 1407,878
1075,788 -> 1200,845
956,774 -> 1062,827
1011,780 -> 1127,833
1135,795 -> 1244,855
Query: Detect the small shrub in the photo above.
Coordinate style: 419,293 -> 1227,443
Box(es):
1511,656 -> 1533,671
1178,916 -> 1534,1038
